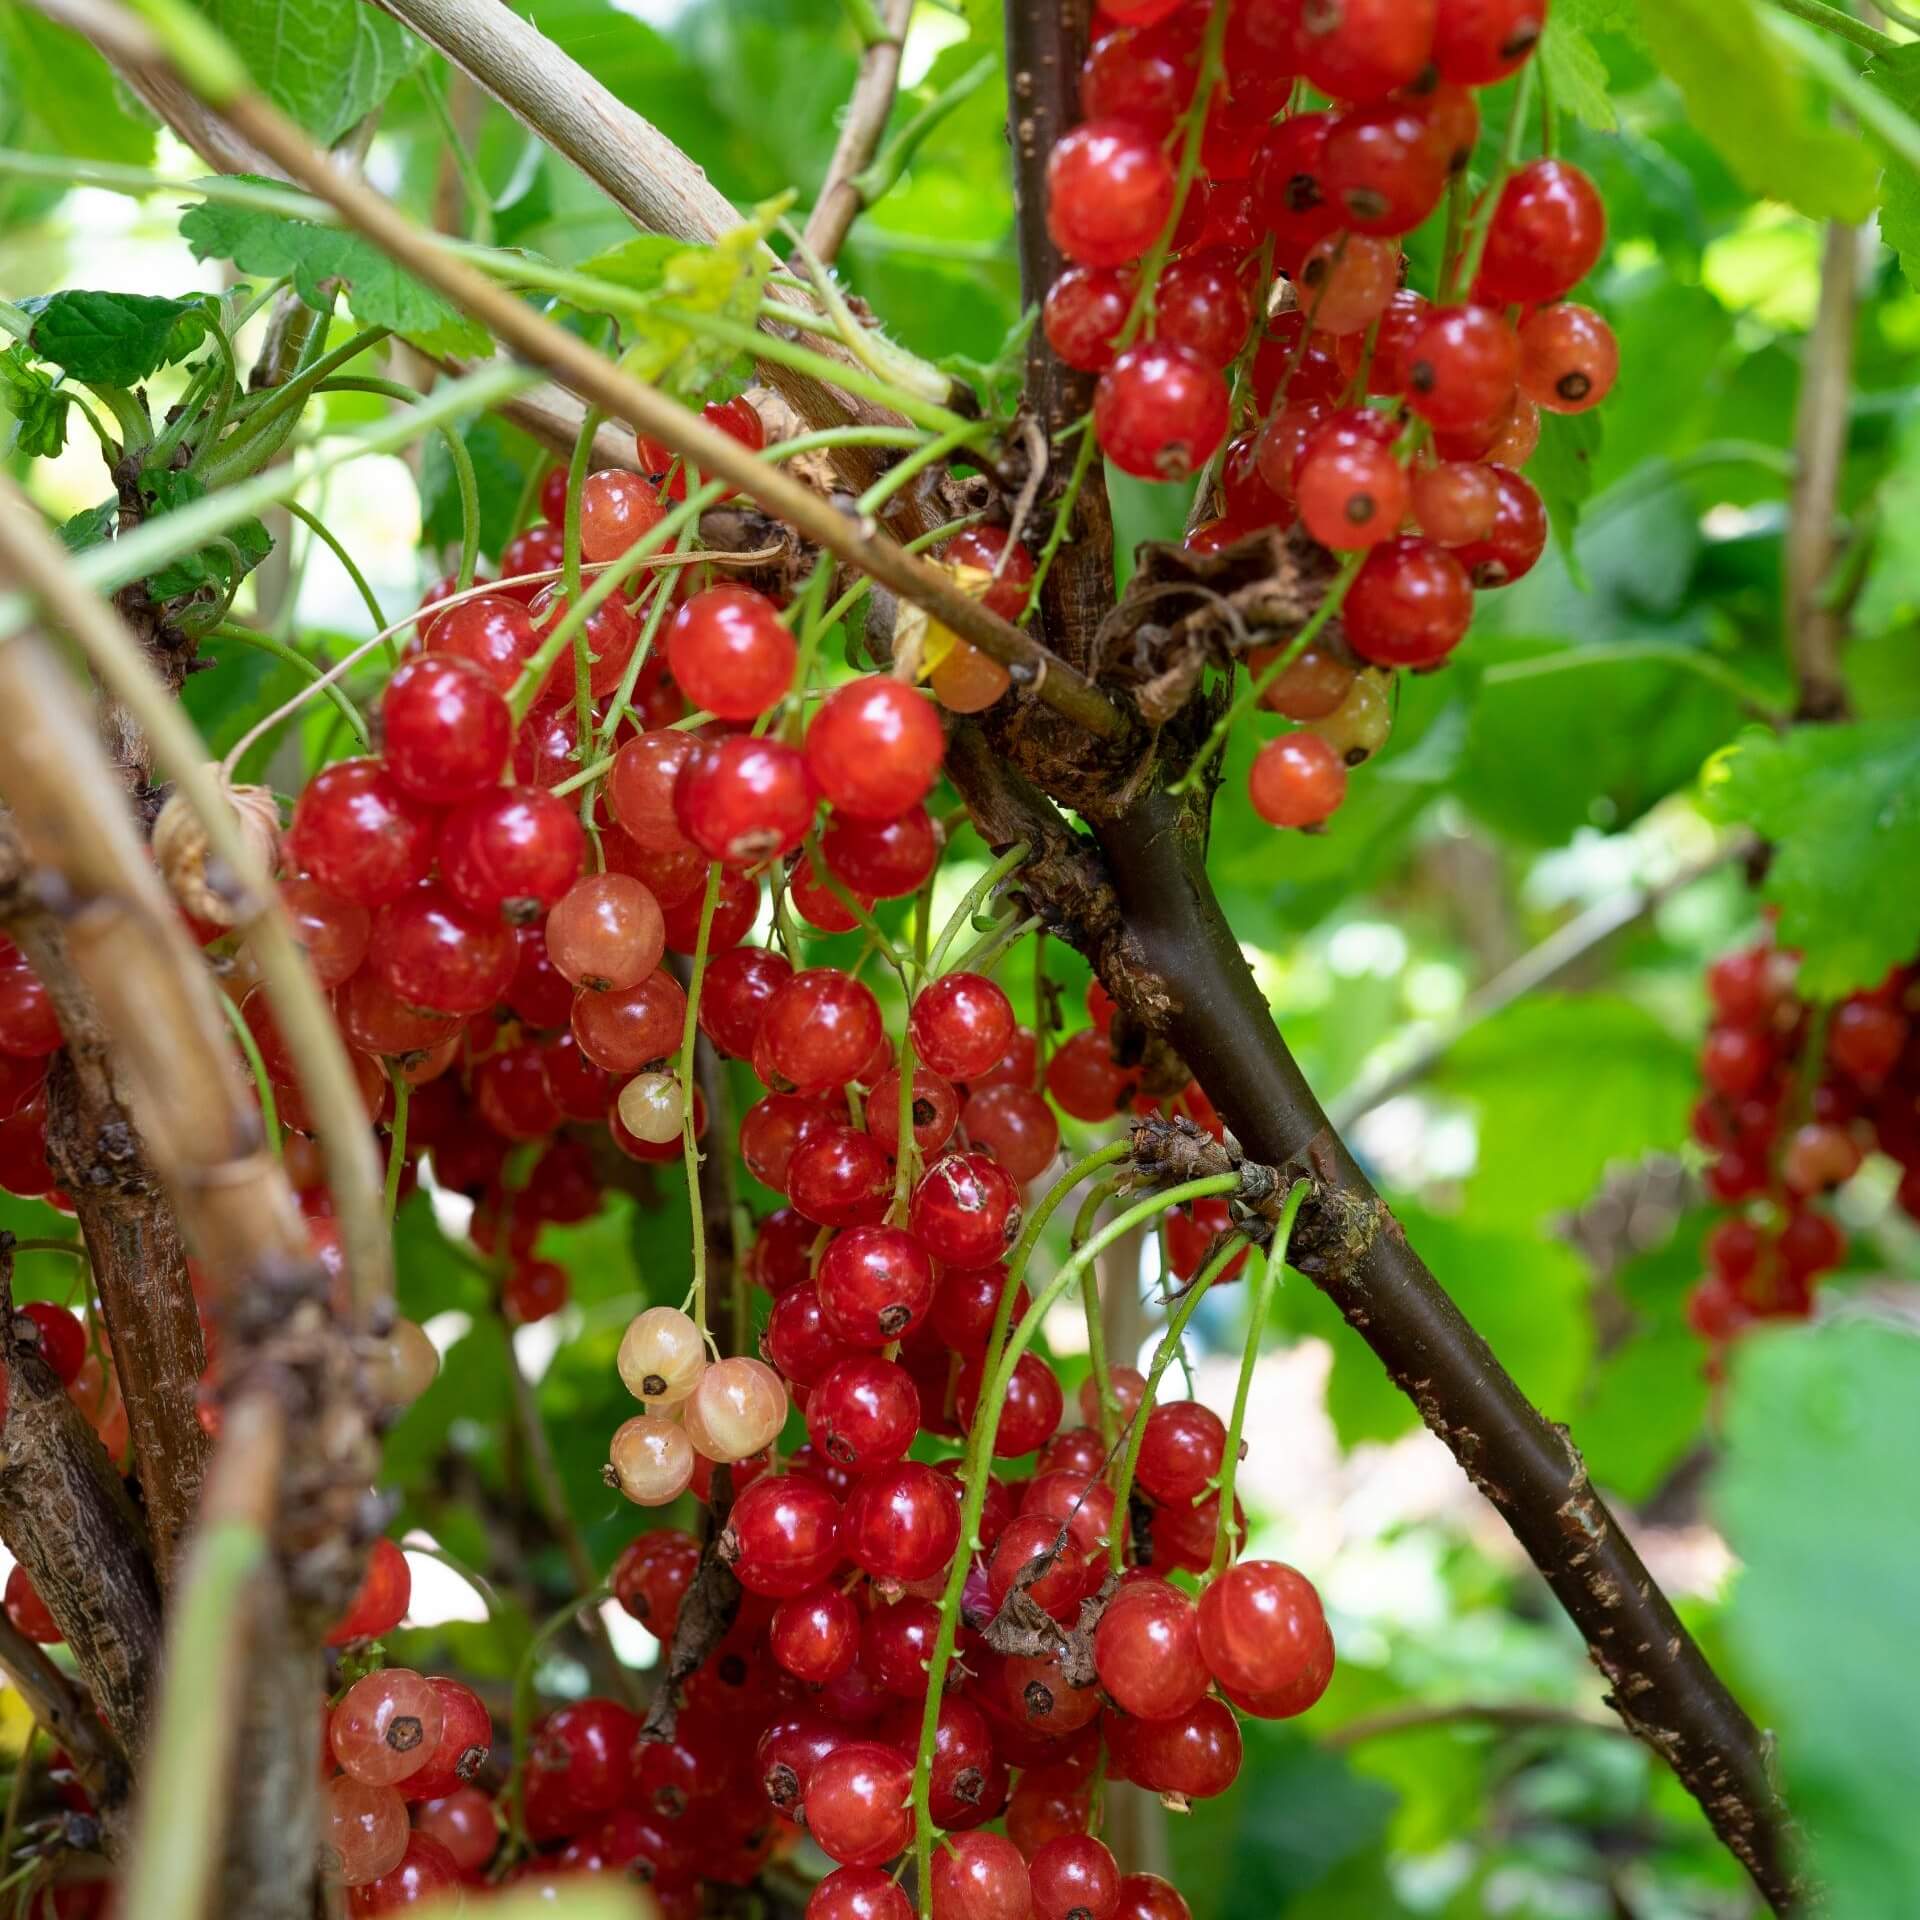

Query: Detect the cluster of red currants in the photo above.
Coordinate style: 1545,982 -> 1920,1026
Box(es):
1043,0 -> 1610,834
1688,926 -> 1920,1347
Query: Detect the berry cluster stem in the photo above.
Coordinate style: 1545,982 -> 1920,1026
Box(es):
679,865 -> 725,1341
1107,1226 -> 1248,1575
1447,62 -> 1536,303
910,1158 -> 1239,1914
1208,1179 -> 1308,1578
1167,550 -> 1366,796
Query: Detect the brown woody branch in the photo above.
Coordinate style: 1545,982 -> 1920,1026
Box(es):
0,1613 -> 130,1833
0,845 -> 209,1583
1784,219 -> 1863,722
802,0 -> 914,266
0,1245 -> 163,1773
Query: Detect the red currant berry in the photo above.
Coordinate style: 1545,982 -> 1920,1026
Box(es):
675,734 -> 819,867
1294,0 -> 1435,102
1433,0 -> 1543,83
571,968 -> 686,1072
1475,159 -> 1607,305
347,1831 -> 462,1912
667,585 -> 797,721
1095,344 -> 1230,482
1295,422 -> 1410,551
821,805 -> 939,900
1296,232 -> 1401,336
807,1353 -> 922,1471
1114,1876 -> 1191,1920
1044,1027 -> 1137,1122
1323,101 -> 1448,236
930,1263 -> 1031,1355
1029,1834 -> 1121,1920
788,1125 -> 895,1228
288,760 -> 437,908
1044,266 -> 1133,374
1518,302 -> 1619,414
1343,533 -> 1474,668
380,654 -> 511,805
956,1349 -> 1063,1458
818,1224 -> 937,1347
326,1537 -> 411,1646
912,1152 -> 1022,1267
1404,305 -> 1520,433
1196,1557 -> 1334,1714
331,1668 -> 445,1788
701,945 -> 792,1059
438,787 -> 586,923
807,677 -> 945,822
4,1566 -> 59,1643
1108,1694 -> 1242,1797
371,885 -> 517,1015
760,969 -> 885,1093
1136,1398 -> 1226,1503
1250,112 -> 1340,266
579,468 -> 666,563
932,1831 -> 1032,1920
810,1866 -> 914,1920
962,1082 -> 1061,1184
547,873 -> 665,993
1410,459 -> 1499,545
771,1582 -> 861,1684
866,1063 -> 962,1160
608,729 -> 699,853
1046,120 -> 1175,269
1452,465 -> 1547,587
426,593 -> 540,688
718,1473 -> 844,1598
840,1461 -> 961,1584
1249,733 -> 1347,828
988,1512 -> 1096,1622
804,1742 -> 914,1868
911,973 -> 1016,1082
1156,251 -> 1253,369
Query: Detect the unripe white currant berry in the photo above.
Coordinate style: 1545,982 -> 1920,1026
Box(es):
1307,667 -> 1394,765
683,1356 -> 787,1462
617,1071 -> 685,1144
617,1305 -> 707,1406
369,1317 -> 440,1408
608,1413 -> 695,1505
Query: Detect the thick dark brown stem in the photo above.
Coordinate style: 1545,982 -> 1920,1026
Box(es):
1088,788 -> 1797,1913
1003,0 -> 1113,661
0,1246 -> 163,1767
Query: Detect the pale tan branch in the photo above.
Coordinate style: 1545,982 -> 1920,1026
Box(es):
802,0 -> 914,265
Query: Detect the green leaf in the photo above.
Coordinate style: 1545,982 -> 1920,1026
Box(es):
1540,16 -> 1617,133
1530,410 -> 1602,586
1435,995 -> 1696,1226
1701,721 -> 1920,997
1630,0 -> 1880,223
1866,45 -> 1920,294
178,193 -> 488,358
59,499 -> 119,553
572,234 -> 682,296
0,6 -> 155,166
133,469 -> 273,601
1855,405 -> 1920,635
1718,1323 -> 1920,1918
0,346 -> 69,459
21,290 -> 215,389
183,0 -> 420,143
616,197 -> 787,402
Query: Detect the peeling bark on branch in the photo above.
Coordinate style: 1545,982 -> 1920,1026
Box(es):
0,1247 -> 163,1769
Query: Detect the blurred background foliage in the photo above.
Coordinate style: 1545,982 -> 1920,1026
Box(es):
3,0 -> 1920,1913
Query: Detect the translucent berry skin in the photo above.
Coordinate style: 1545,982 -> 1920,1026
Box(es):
867,1064 -> 961,1160
526,583 -> 642,704
810,1865 -> 915,1920
426,592 -> 540,687
1156,251 -> 1253,369
547,872 -> 665,992
330,1669 -> 446,1788
323,1776 -> 413,1888
1518,302 -> 1619,414
1453,467 -> 1548,588
932,1830 -> 1033,1920
674,734 -> 820,868
804,1741 -> 915,1868
326,1536 -> 411,1646
760,969 -> 885,1094
579,467 -> 666,562
1322,102 -> 1448,238
912,973 -> 1016,1082
1114,1874 -> 1192,1920
911,1153 -> 1023,1268
988,1512 -> 1095,1622
1293,0 -> 1434,100
663,865 -> 759,953
19,1300 -> 85,1385
1045,1028 -> 1137,1122
380,653 -> 511,806
609,729 -> 699,853
1094,344 -> 1231,483
1109,1694 -> 1243,1798
4,1566 -> 59,1643
1029,1834 -> 1121,1920
371,885 -> 518,1016
807,1354 -> 923,1471
437,788 -> 587,922
1249,733 -> 1347,829
474,1040 -> 561,1140
840,1461 -> 962,1583
1296,231 -> 1400,336
346,1831 -> 462,1913
701,945 -> 793,1059
956,1349 -> 1064,1458
1045,119 -> 1175,269
505,1256 -> 570,1324
931,640 -> 1014,715
1044,266 -> 1133,373
667,585 -> 797,721
1410,460 -> 1500,546
719,1473 -> 844,1598
398,1675 -> 493,1802
788,1124 -> 895,1228
288,759 -> 437,908
1294,427 -> 1410,552
1405,306 -> 1520,433
413,1787 -> 497,1877
962,1083 -> 1060,1184
1476,160 -> 1607,306
612,1528 -> 702,1637
807,677 -> 946,822
1343,534 -> 1475,670
1433,0 -> 1544,83
1250,112 -> 1340,266
572,969 -> 687,1073
1196,1558 -> 1335,1715
772,1581 -> 861,1684
528,1697 -> 643,1825
277,878 -> 373,990
942,526 -> 1037,625
1137,1399 -> 1227,1503
822,806 -> 939,900
930,1264 -> 1031,1355
1093,1577 -> 1210,1721
818,1224 -> 937,1347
